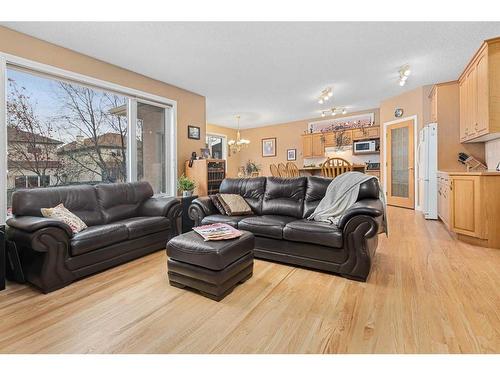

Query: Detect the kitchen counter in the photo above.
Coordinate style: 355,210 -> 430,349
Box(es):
300,164 -> 367,172
438,169 -> 500,176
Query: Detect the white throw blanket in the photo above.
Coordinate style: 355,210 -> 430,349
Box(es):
308,172 -> 387,233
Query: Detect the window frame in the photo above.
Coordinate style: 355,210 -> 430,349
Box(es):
0,53 -> 178,224
206,132 -> 228,160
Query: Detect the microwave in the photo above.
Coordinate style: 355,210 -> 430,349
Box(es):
353,139 -> 377,154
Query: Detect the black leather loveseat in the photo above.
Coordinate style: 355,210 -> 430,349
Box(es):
188,176 -> 384,281
6,181 -> 181,293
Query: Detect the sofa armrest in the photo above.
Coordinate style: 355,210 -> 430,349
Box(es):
139,197 -> 181,218
337,199 -> 384,230
7,216 -> 74,238
188,196 -> 217,226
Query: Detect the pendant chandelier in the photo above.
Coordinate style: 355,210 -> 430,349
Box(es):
228,115 -> 250,154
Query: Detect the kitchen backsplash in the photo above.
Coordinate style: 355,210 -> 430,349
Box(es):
303,146 -> 380,167
485,138 -> 500,170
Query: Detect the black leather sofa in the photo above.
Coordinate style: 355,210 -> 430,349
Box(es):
6,181 -> 181,293
188,176 -> 384,281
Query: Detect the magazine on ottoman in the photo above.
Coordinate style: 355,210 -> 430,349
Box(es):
193,223 -> 243,241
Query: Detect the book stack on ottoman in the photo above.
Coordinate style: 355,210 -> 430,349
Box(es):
166,230 -> 254,301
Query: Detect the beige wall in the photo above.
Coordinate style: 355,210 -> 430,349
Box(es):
237,109 -> 380,177
431,82 -> 485,171
0,26 -> 206,180
206,124 -> 240,178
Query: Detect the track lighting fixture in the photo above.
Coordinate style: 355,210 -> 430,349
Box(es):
317,87 -> 333,104
319,107 -> 347,117
398,64 -> 411,87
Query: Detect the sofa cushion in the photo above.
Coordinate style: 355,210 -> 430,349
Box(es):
303,177 -> 332,218
11,185 -> 103,226
283,219 -> 343,248
113,216 -> 170,240
40,203 -> 88,233
217,193 -> 253,216
201,214 -> 253,228
219,177 -> 266,215
261,177 -> 306,218
238,215 -> 296,239
70,223 -> 129,256
96,181 -> 153,223
210,195 -> 227,215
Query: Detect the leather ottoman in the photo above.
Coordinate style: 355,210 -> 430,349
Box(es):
166,230 -> 254,301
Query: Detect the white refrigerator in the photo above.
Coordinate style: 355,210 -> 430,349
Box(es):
417,123 -> 438,219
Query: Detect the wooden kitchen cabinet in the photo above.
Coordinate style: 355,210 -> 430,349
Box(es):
437,172 -> 451,229
459,38 -> 500,142
302,134 -> 313,157
450,175 -> 481,238
311,133 -> 324,156
448,172 -> 500,249
323,132 -> 336,147
352,126 -> 379,140
302,133 -> 324,157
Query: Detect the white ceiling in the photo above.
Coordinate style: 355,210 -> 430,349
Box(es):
3,22 -> 500,128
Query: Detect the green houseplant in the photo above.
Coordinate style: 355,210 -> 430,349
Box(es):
177,174 -> 196,197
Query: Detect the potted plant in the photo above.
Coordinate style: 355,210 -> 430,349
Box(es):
177,174 -> 196,197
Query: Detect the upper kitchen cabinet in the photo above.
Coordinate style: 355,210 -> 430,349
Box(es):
302,133 -> 324,158
459,38 -> 500,142
352,126 -> 379,140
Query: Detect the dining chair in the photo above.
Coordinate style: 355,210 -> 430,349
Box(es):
321,157 -> 353,178
277,163 -> 288,177
269,164 -> 280,177
286,162 -> 300,177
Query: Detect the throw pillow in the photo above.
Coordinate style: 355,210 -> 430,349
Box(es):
216,193 -> 253,216
210,195 -> 227,215
41,203 -> 88,233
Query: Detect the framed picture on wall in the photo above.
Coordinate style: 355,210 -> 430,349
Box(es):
188,125 -> 200,140
287,148 -> 296,161
262,137 -> 277,157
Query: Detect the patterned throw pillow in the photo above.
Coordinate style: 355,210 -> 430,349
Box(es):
210,195 -> 227,215
41,203 -> 88,233
216,193 -> 253,216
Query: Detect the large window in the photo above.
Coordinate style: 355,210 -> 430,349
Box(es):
6,68 -> 128,212
137,102 -> 167,194
2,62 -> 176,219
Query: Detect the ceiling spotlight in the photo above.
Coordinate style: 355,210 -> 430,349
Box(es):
398,65 -> 411,87
342,108 -> 347,115
321,111 -> 326,117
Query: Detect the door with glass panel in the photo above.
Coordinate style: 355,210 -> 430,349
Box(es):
386,120 -> 415,209
136,101 -> 168,194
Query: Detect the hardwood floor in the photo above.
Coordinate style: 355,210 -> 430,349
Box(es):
0,206 -> 499,353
